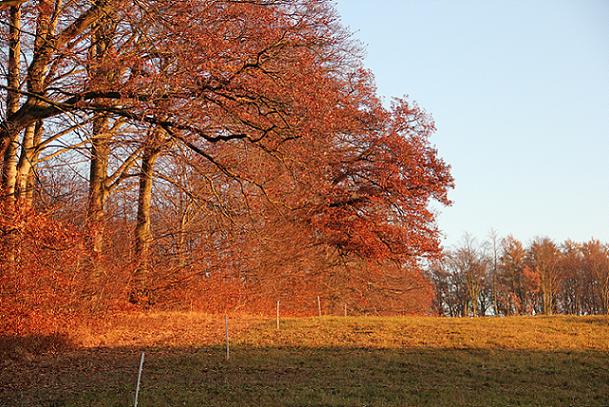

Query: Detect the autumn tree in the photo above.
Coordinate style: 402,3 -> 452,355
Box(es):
558,240 -> 585,314
485,230 -> 500,315
581,240 -> 609,313
528,238 -> 562,315
1,0 -> 454,325
427,259 -> 452,316
496,236 -> 529,315
450,237 -> 488,317
427,237 -> 487,317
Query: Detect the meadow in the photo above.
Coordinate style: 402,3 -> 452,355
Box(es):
2,313 -> 609,406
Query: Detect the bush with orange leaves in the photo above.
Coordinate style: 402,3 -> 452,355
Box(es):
0,207 -> 86,335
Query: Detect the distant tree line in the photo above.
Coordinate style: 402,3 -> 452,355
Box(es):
427,233 -> 609,316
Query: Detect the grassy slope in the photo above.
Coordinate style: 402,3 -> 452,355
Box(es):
2,313 -> 609,406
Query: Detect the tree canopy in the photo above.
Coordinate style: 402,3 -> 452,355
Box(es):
0,0 -> 453,332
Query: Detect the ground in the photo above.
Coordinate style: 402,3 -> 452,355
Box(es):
2,313 -> 609,406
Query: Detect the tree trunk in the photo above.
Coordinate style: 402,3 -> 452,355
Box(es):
84,18 -> 115,276
472,296 -> 478,317
86,116 -> 110,271
542,283 -> 553,315
1,4 -> 22,275
131,135 -> 163,303
601,274 -> 609,315
175,193 -> 189,268
24,122 -> 43,207
492,274 -> 498,316
176,213 -> 188,268
15,122 -> 42,207
2,4 -> 22,205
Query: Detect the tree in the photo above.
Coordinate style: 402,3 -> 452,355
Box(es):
497,236 -> 529,315
581,240 -> 609,314
558,240 -> 584,314
450,236 -> 487,317
2,1 -> 454,323
529,238 -> 561,315
428,236 -> 488,317
484,229 -> 500,315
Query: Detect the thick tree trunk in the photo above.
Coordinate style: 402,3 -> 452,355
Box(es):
1,138 -> 19,205
2,4 -> 22,206
1,4 -> 22,275
84,18 -> 115,277
131,138 -> 163,303
24,122 -> 43,207
0,0 -> 107,161
15,122 -> 41,206
86,116 -> 110,270
14,0 -> 57,207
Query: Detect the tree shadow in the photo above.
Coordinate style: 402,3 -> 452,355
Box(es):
0,333 -> 74,362
1,343 -> 608,406
560,316 -> 609,325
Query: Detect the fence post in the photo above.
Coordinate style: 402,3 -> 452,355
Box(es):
225,315 -> 230,361
134,351 -> 145,407
276,300 -> 280,330
317,296 -> 322,317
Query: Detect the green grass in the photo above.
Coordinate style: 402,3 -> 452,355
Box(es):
2,314 -> 609,406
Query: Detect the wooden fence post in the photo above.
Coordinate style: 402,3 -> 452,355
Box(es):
276,300 -> 280,329
225,315 -> 230,361
317,296 -> 322,317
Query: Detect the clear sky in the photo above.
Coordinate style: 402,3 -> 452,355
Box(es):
335,0 -> 609,247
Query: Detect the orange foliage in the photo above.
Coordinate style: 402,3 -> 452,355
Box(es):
1,1 -> 450,336
0,207 -> 83,335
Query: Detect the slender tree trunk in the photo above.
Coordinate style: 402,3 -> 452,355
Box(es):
602,274 -> 609,315
492,274 -> 498,316
542,282 -> 553,315
472,296 -> 478,317
175,193 -> 189,268
176,212 -> 188,268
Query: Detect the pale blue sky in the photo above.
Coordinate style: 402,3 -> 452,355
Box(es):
335,0 -> 609,246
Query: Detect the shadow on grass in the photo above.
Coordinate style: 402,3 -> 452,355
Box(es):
560,316 -> 609,326
1,342 -> 608,407
0,334 -> 74,361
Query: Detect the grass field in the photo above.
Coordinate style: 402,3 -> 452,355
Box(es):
2,313 -> 609,406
